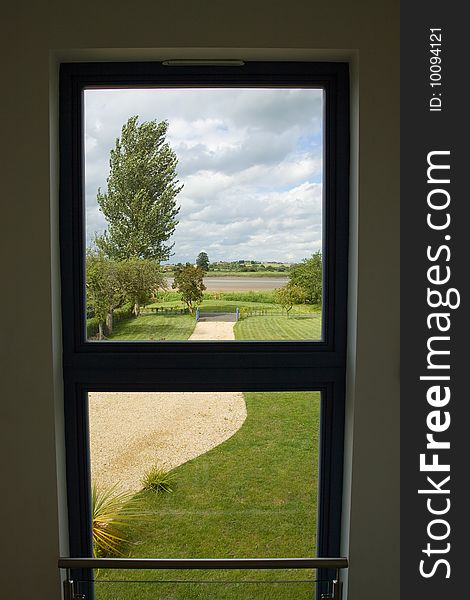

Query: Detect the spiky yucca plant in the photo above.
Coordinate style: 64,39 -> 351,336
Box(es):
91,483 -> 144,557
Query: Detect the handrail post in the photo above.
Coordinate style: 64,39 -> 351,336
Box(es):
321,568 -> 343,600
331,578 -> 343,600
63,577 -> 74,600
63,572 -> 85,600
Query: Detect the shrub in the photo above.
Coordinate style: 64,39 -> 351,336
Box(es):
142,464 -> 175,493
172,264 -> 205,313
87,316 -> 101,338
91,483 -> 145,557
289,251 -> 322,304
275,284 -> 307,315
153,290 -> 181,303
204,290 -> 277,304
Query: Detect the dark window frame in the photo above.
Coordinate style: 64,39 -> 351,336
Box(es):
59,60 -> 349,590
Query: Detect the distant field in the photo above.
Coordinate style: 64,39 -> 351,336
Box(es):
148,300 -> 277,313
147,293 -> 319,317
204,270 -> 289,277
150,290 -> 277,305
162,267 -> 291,277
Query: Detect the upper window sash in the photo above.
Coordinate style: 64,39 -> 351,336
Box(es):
59,62 -> 349,372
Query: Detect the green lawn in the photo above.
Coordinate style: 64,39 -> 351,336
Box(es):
148,295 -> 278,311
235,315 -> 322,341
109,313 -> 196,340
106,309 -> 321,342
104,304 -> 321,342
95,392 -> 320,600
148,299 -> 277,312
148,294 -> 319,315
199,300 -> 278,312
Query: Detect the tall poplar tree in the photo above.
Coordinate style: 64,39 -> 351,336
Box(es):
96,116 -> 182,262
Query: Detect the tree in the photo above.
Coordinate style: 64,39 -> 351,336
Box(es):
120,258 -> 166,317
86,253 -> 125,339
289,251 -> 322,305
196,251 -> 209,271
172,264 -> 206,313
275,283 -> 307,315
95,115 -> 182,262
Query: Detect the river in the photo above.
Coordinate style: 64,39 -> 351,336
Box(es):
165,277 -> 288,291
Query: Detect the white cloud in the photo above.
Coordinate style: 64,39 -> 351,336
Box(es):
84,87 -> 323,262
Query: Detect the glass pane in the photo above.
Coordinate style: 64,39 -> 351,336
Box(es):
88,390 -> 320,587
84,571 -> 322,600
84,88 -> 324,341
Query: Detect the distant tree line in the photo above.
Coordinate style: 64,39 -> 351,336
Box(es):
209,260 -> 291,272
163,259 -> 292,273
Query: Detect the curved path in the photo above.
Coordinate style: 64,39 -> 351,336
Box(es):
89,321 -> 244,492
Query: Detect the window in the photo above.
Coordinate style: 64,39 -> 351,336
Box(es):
60,61 -> 349,597
82,86 -> 324,342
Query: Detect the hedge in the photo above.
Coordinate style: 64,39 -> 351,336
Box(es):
86,304 -> 133,338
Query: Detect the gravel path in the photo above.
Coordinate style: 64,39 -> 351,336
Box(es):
89,321 -> 244,492
189,320 -> 235,340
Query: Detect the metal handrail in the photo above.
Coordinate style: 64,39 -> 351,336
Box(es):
59,557 -> 348,600
59,556 -> 348,570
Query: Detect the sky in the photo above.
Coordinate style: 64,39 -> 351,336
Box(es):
84,87 -> 323,264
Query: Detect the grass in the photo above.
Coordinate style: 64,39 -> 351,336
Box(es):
98,301 -> 321,342
235,315 -> 322,341
149,291 -> 320,315
104,303 -> 321,342
205,291 -> 277,303
108,313 -> 196,340
95,391 -> 320,600
200,300 -> 277,312
148,299 -> 279,313
101,296 -> 321,342
203,270 -> 289,277
151,290 -> 279,305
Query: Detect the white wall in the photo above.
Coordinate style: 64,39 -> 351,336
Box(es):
0,2 -> 399,598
